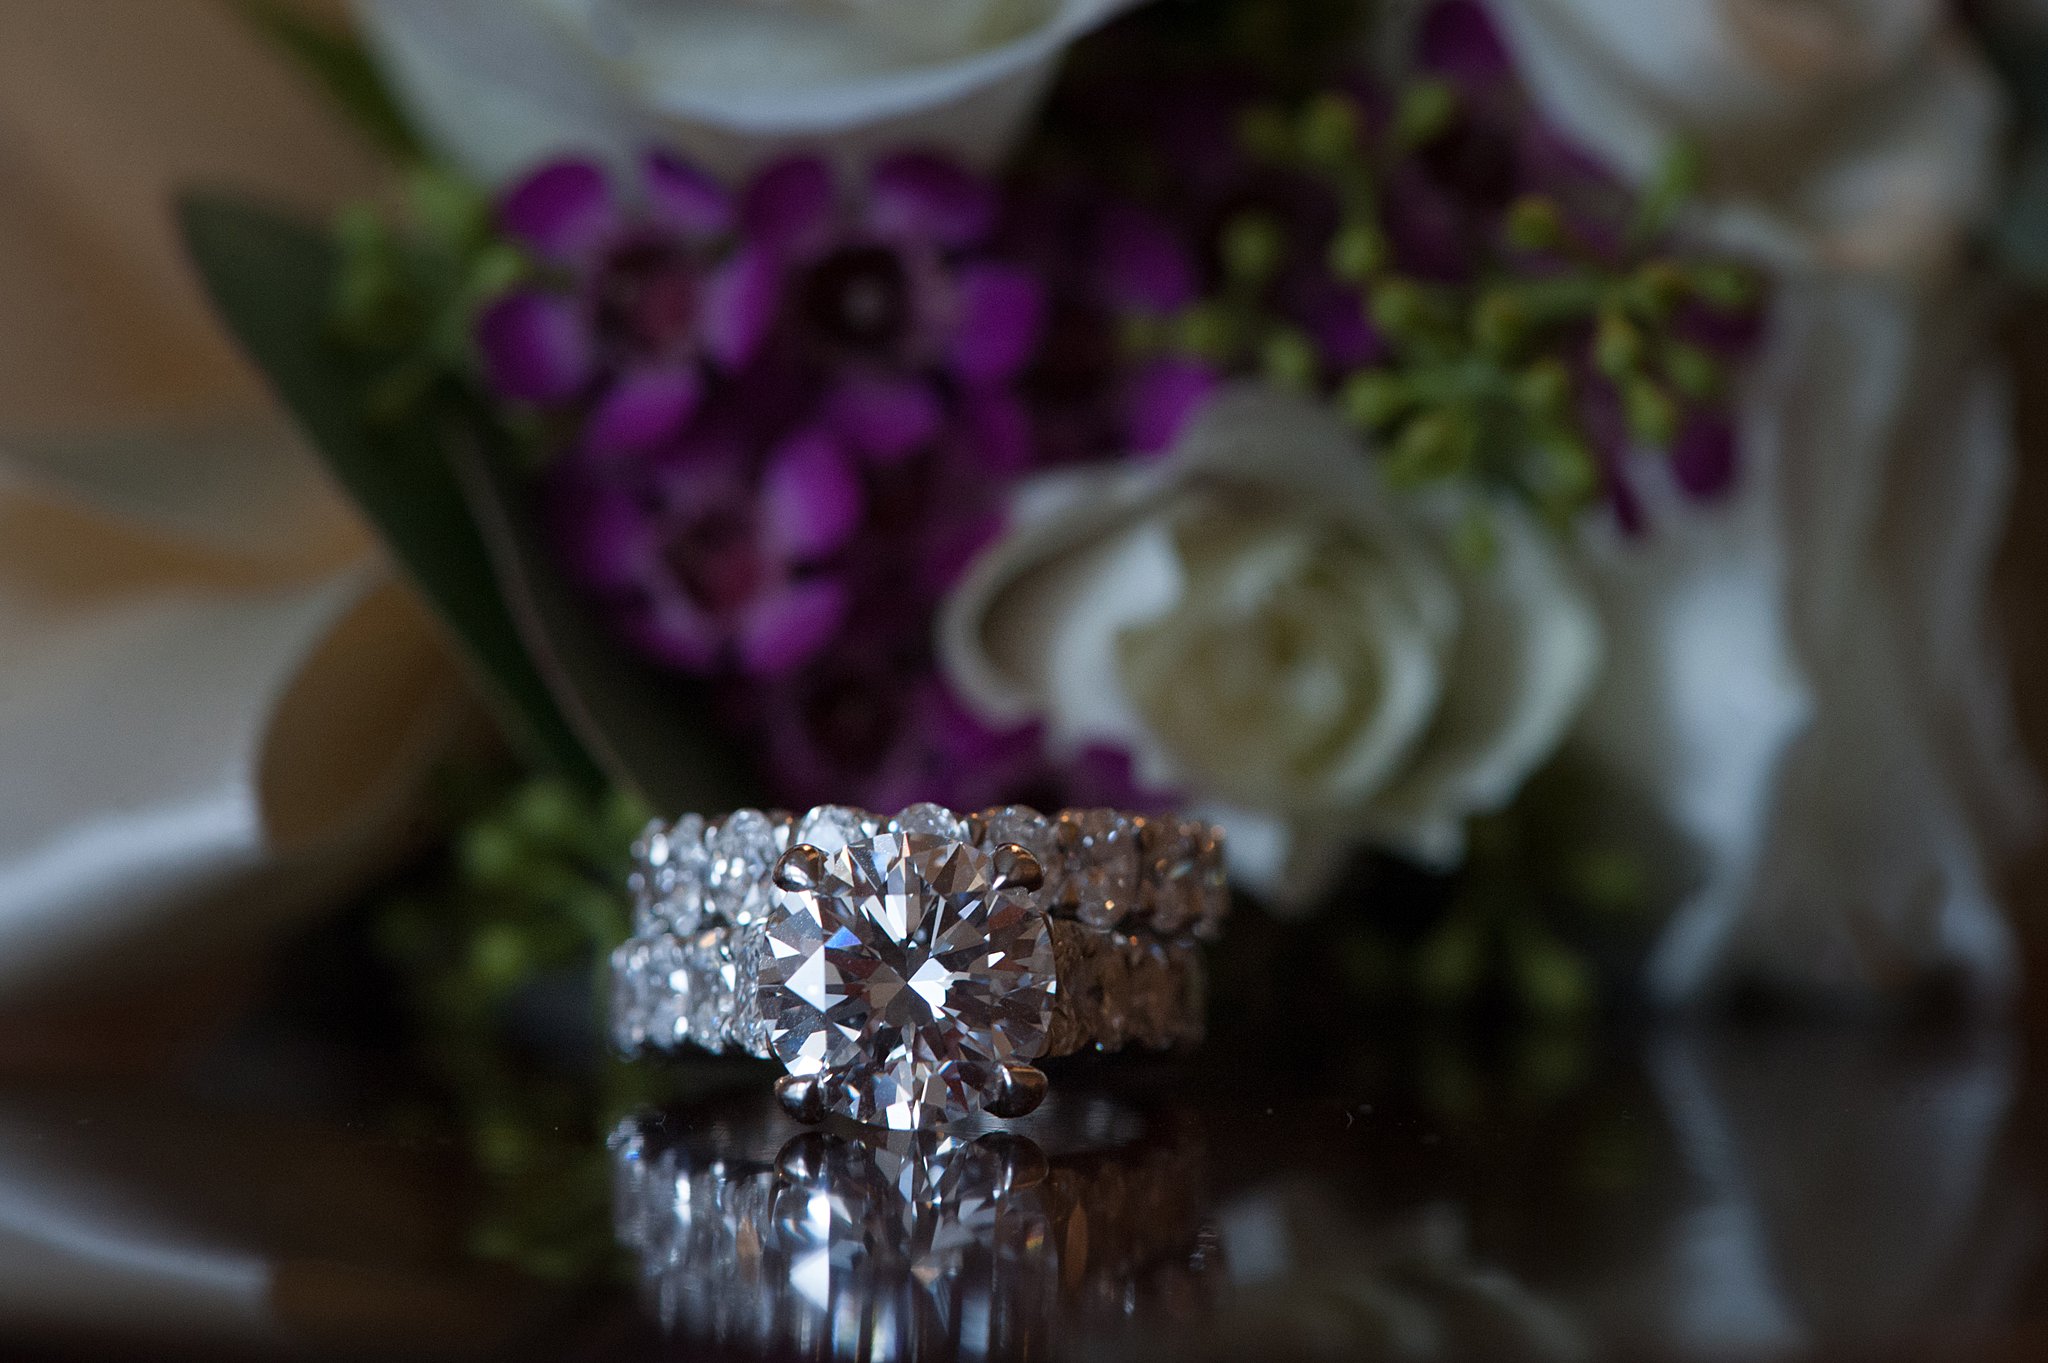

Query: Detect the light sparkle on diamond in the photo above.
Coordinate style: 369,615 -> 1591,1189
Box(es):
759,833 -> 1056,1129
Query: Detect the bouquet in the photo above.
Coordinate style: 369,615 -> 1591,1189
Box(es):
182,0 -> 2038,1047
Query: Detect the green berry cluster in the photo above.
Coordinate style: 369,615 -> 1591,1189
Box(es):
329,167 -> 525,425
1142,87 -> 1760,529
377,778 -> 655,1281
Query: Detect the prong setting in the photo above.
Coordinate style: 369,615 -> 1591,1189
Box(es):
773,844 -> 828,894
775,1074 -> 827,1125
990,842 -> 1044,894
984,1063 -> 1049,1119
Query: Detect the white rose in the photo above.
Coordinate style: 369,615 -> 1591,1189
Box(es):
351,0 -> 1145,183
938,385 -> 1602,898
1489,0 -> 2002,277
1488,1 -> 2040,1004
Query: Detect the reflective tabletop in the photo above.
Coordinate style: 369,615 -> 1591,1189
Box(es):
1,1015 -> 2042,1362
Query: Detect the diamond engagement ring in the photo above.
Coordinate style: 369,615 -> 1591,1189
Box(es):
610,803 -> 1228,1130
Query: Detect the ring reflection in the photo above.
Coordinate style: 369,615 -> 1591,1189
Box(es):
610,1097 -> 1214,1360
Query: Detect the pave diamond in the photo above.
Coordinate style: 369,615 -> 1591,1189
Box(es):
889,802 -> 966,840
708,810 -> 790,925
759,833 -> 1057,1129
612,935 -> 693,1053
1140,819 -> 1225,938
794,804 -> 878,856
633,815 -> 709,935
1058,810 -> 1141,929
676,928 -> 742,1050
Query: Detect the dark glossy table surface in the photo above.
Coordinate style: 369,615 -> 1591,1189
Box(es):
1,1013 -> 2043,1363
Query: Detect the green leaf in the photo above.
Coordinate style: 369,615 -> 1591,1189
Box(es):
231,0 -> 423,161
449,425 -> 759,815
177,192 -> 602,790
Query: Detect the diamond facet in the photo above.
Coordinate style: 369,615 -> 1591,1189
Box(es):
759,833 -> 1057,1129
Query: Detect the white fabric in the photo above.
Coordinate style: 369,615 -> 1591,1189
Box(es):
0,423 -> 471,1001
353,0 -> 1148,183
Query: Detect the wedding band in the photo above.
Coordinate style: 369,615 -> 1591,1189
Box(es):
610,803 -> 1228,1129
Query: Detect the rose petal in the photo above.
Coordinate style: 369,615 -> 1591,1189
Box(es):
742,155 -> 838,257
947,265 -> 1046,385
1360,504 -> 1603,865
739,578 -> 848,675
1123,357 -> 1220,455
699,245 -> 781,370
1097,203 -> 1198,314
763,427 -> 863,560
475,290 -> 593,403
499,160 -> 615,263
582,366 -> 702,460
642,150 -> 734,238
868,151 -> 997,249
829,375 -> 944,464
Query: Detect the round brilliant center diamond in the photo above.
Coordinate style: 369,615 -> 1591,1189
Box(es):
759,833 -> 1057,1129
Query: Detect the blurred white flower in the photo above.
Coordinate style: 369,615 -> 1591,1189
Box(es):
352,0 -> 1145,183
1490,0 -> 2003,277
1487,0 -> 2039,1004
939,385 -> 1601,898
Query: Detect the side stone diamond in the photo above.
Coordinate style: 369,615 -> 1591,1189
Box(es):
612,934 -> 692,1053
794,805 -> 878,856
890,803 -> 965,840
1057,809 -> 1141,929
611,926 -> 772,1058
1140,818 -> 1225,939
1043,922 -> 1203,1055
708,809 -> 791,925
634,815 -> 709,936
676,928 -> 738,1048
610,938 -> 655,1053
974,803 -> 1057,870
726,920 -> 773,1056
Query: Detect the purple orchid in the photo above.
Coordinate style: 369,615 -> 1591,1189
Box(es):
550,414 -> 862,677
735,152 -> 1048,403
476,154 -> 767,459
487,145 -> 1070,684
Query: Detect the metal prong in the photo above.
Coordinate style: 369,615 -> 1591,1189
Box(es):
985,1063 -> 1048,1119
775,1074 -> 827,1125
775,1131 -> 833,1185
774,844 -> 828,894
991,843 -> 1044,894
